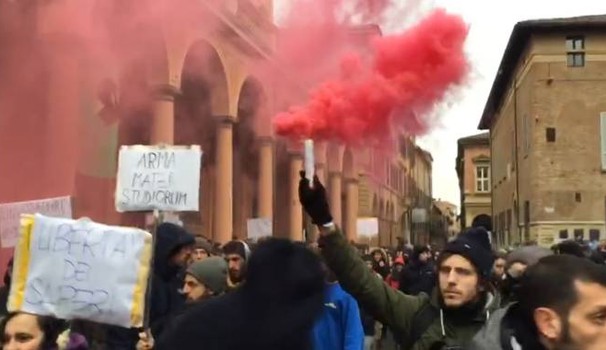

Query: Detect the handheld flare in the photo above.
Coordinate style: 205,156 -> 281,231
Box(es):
304,139 -> 314,187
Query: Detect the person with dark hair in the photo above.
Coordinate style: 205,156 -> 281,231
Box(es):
370,249 -> 390,279
155,238 -> 326,350
471,254 -> 606,349
499,246 -> 552,306
136,257 -> 228,349
0,258 -> 13,318
490,252 -> 507,292
299,173 -> 500,349
0,312 -> 87,349
471,215 -> 492,232
554,240 -> 585,258
398,245 -> 434,296
106,222 -> 194,349
222,240 -> 251,290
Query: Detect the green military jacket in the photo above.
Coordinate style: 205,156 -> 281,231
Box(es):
321,231 -> 501,350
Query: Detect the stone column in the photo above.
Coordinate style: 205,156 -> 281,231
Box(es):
328,171 -> 343,227
150,84 -> 179,144
344,177 -> 359,242
289,153 -> 304,241
214,117 -> 234,244
257,137 -> 273,220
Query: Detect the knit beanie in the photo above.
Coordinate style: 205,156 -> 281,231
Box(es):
194,237 -> 213,254
223,240 -> 251,260
442,227 -> 494,279
186,257 -> 228,295
506,246 -> 552,268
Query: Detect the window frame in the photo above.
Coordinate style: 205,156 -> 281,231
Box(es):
566,36 -> 585,68
475,164 -> 491,193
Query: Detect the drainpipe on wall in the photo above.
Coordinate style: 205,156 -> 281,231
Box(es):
513,78 -> 522,244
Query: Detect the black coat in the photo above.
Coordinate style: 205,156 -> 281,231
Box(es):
105,223 -> 194,349
156,238 -> 325,350
398,260 -> 435,296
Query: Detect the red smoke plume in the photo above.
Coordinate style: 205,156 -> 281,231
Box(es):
273,7 -> 469,144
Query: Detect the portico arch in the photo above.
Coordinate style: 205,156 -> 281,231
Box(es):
176,39 -> 230,240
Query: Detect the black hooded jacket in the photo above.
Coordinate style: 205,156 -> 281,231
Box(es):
0,258 -> 12,317
148,223 -> 195,336
156,238 -> 325,350
105,223 -> 194,349
398,255 -> 435,296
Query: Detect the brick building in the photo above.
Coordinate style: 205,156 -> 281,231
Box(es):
0,0 -> 433,281
456,132 -> 492,233
430,200 -> 459,247
478,15 -> 606,247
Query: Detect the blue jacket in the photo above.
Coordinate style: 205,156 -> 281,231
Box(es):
312,282 -> 364,350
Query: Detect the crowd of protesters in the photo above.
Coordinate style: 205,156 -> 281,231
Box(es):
1,173 -> 606,349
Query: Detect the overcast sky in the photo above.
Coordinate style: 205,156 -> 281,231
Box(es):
274,1 -> 606,209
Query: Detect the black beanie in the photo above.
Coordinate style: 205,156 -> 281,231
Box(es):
442,227 -> 494,279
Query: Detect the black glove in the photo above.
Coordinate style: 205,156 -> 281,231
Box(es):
298,171 -> 333,226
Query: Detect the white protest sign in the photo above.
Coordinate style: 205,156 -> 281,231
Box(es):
0,196 -> 72,248
357,217 -> 379,237
247,218 -> 272,241
115,145 -> 202,212
9,214 -> 152,328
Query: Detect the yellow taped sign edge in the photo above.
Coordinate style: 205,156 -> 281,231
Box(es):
8,214 -> 35,311
130,230 -> 153,328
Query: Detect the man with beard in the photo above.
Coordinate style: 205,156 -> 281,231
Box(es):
470,254 -> 606,350
137,257 -> 228,349
222,240 -> 250,290
155,238 -> 326,350
299,173 -> 500,349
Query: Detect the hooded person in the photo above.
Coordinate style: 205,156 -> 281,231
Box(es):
370,249 -> 390,279
398,245 -> 435,296
386,256 -> 405,290
298,172 -> 501,350
105,223 -> 195,349
222,240 -> 250,290
499,245 -> 552,306
155,238 -> 326,350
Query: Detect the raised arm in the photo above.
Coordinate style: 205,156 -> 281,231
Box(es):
299,171 -> 426,330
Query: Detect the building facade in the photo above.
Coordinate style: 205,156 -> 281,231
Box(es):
407,142 -> 434,245
478,15 -> 606,247
0,0 -> 432,286
456,132 -> 492,234
430,200 -> 459,248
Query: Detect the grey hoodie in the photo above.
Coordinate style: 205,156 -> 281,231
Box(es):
468,304 -> 523,350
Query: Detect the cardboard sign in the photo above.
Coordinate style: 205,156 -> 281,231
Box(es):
115,145 -> 202,212
247,218 -> 272,241
8,214 -> 152,328
0,196 -> 72,248
357,217 -> 379,237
